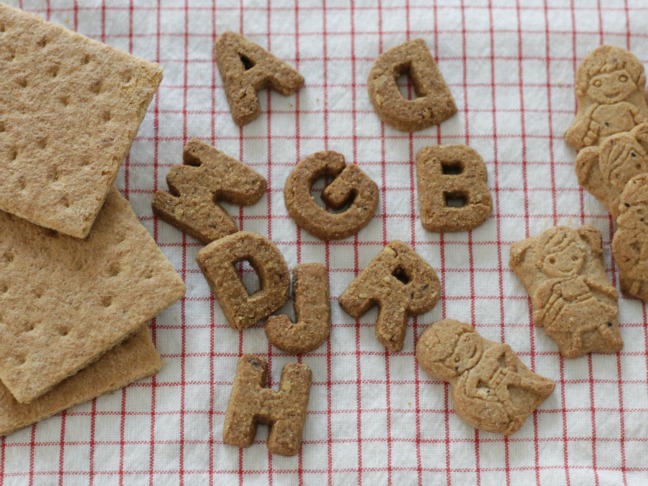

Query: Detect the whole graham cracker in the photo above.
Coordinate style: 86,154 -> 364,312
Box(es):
0,327 -> 161,437
0,4 -> 163,238
0,187 -> 185,404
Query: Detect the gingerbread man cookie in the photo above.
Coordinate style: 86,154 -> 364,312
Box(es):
576,123 -> 648,218
612,173 -> 648,301
565,45 -> 648,150
510,226 -> 623,358
416,320 -> 555,435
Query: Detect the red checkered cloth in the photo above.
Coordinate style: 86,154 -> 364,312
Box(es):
2,0 -> 647,484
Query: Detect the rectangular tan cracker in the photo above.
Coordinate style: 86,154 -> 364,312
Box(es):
0,327 -> 161,437
0,187 -> 185,404
0,4 -> 163,238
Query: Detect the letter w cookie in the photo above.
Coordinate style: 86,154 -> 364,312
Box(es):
153,139 -> 266,244
416,145 -> 492,232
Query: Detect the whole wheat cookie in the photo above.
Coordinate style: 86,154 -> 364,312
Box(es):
215,31 -> 304,126
223,355 -> 311,456
416,145 -> 492,232
339,241 -> 440,352
612,173 -> 648,301
576,123 -> 648,218
565,45 -> 648,150
367,39 -> 457,131
152,139 -> 267,244
196,231 -> 289,330
265,263 -> 330,354
284,151 -> 379,240
510,226 -> 623,358
416,319 -> 555,435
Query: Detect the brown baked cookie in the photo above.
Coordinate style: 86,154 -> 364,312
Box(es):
416,145 -> 492,232
214,31 -> 304,126
510,226 -> 623,358
196,231 -> 289,330
152,139 -> 267,244
565,45 -> 648,150
612,173 -> 648,301
265,263 -> 330,354
223,355 -> 311,456
416,319 -> 555,435
339,241 -> 440,352
575,123 -> 648,218
283,151 -> 379,240
367,39 -> 457,131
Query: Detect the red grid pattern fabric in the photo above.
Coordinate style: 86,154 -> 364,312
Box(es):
2,0 -> 648,484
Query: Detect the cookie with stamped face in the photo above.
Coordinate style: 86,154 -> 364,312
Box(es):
565,45 -> 648,150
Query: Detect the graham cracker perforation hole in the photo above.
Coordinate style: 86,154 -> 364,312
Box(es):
17,176 -> 26,190
101,110 -> 112,122
109,262 -> 121,277
0,22 -> 6,33
58,95 -> 70,107
8,148 -> 17,162
36,37 -> 48,48
34,289 -> 43,299
81,53 -> 91,65
57,327 -> 70,337
0,121 -> 6,132
49,167 -> 59,181
48,65 -> 59,78
37,137 -> 48,150
16,355 -> 26,366
90,79 -> 102,94
101,296 -> 113,307
60,195 -> 70,208
2,252 -> 14,263
16,76 -> 27,88
121,70 -> 133,83
0,283 -> 8,293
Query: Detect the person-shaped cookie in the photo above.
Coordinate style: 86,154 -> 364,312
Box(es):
575,123 -> 648,218
339,241 -> 440,352
510,226 -> 623,358
565,45 -> 648,150
612,173 -> 648,301
416,320 -> 555,435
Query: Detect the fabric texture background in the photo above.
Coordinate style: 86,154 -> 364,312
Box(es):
1,0 -> 647,484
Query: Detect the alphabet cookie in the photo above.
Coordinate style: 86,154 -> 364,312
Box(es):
152,139 -> 267,244
223,355 -> 311,456
196,231 -> 289,330
510,226 -> 623,358
416,145 -> 492,232
612,173 -> 648,301
215,32 -> 304,126
575,123 -> 648,218
416,320 -> 555,435
565,45 -> 648,150
367,39 -> 457,131
265,263 -> 330,354
339,241 -> 440,352
284,151 -> 379,240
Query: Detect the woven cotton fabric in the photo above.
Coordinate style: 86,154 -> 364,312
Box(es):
1,0 -> 648,484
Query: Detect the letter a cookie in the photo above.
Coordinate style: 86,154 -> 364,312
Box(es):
368,39 -> 457,131
612,173 -> 648,301
565,45 -> 648,150
510,226 -> 623,358
416,320 -> 555,435
339,241 -> 440,352
152,139 -> 267,244
215,32 -> 304,126
223,355 -> 311,456
416,145 -> 492,232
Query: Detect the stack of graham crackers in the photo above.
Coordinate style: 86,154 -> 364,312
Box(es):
0,4 -> 185,436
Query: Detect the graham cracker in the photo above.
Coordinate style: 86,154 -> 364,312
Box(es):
0,327 -> 161,437
0,4 -> 163,238
0,187 -> 185,404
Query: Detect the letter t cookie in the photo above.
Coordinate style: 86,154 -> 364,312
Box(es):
416,145 -> 492,232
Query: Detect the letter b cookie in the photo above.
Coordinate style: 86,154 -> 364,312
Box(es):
416,145 -> 492,232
